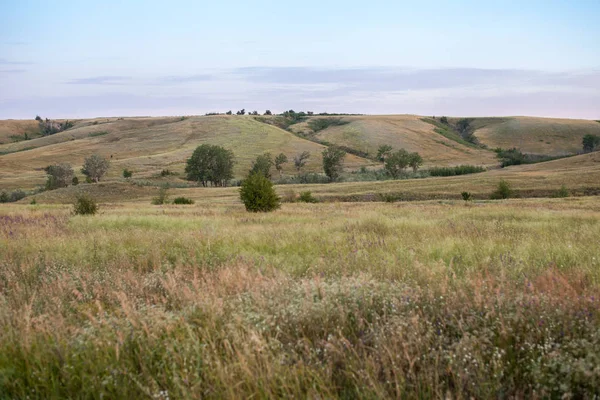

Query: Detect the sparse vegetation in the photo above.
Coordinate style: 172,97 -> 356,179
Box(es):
172,196 -> 195,205
293,151 -> 311,172
554,185 -> 569,198
239,173 -> 280,212
429,165 -> 486,176
490,180 -> 513,199
298,191 -> 318,203
151,186 -> 170,205
461,191 -> 472,201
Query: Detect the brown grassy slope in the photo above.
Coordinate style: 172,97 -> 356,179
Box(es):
0,120 -> 41,144
290,115 -> 498,166
27,151 -> 600,204
0,116 -> 374,190
472,116 -> 600,155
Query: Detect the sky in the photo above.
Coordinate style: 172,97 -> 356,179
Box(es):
1,0 -> 599,119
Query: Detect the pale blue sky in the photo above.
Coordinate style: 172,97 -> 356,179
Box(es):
1,0 -> 599,118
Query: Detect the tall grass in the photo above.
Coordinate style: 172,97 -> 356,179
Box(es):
1,200 -> 599,398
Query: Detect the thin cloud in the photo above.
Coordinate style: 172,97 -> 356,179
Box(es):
0,58 -> 32,65
158,74 -> 214,84
66,76 -> 133,85
0,69 -> 27,74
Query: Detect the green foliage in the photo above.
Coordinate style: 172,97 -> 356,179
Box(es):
554,185 -> 569,198
73,194 -> 98,215
45,163 -> 75,190
274,153 -> 288,176
298,191 -> 318,203
490,180 -> 513,199
250,153 -> 273,179
81,154 -> 110,183
307,117 -> 348,132
0,191 -> 8,203
384,149 -> 410,178
160,169 -> 174,177
461,191 -> 473,201
151,187 -> 169,205
239,173 -> 281,212
264,110 -> 272,115
30,198 -> 37,205
172,197 -> 195,205
376,144 -> 393,162
322,146 -> 346,181
408,152 -> 423,172
582,134 -> 600,152
122,169 -> 133,179
71,177 -> 79,186
429,165 -> 486,176
440,116 -> 448,124
185,144 -> 235,187
495,148 -> 564,167
293,151 -> 310,172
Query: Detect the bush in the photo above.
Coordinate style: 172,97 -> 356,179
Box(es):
73,194 -> 98,215
160,169 -> 173,177
72,176 -> 79,186
151,187 -> 169,205
30,198 -> 37,205
9,189 -> 26,202
0,191 -> 8,203
429,165 -> 486,176
240,173 -> 280,212
554,185 -> 569,198
298,191 -> 318,203
461,191 -> 473,201
123,169 -> 133,178
172,197 -> 195,205
490,180 -> 513,199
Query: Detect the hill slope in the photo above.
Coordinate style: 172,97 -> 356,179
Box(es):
471,116 -> 600,155
0,116 -> 375,189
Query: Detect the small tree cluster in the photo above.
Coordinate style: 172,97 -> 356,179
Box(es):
0,189 -> 26,203
35,116 -> 74,136
185,144 -> 235,187
583,134 -> 600,153
383,148 -> 423,178
322,146 -> 346,181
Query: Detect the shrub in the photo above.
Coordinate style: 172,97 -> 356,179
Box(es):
73,194 -> 98,215
429,165 -> 485,176
151,187 -> 169,205
322,146 -> 346,181
160,169 -> 173,177
490,180 -> 513,199
440,116 -> 448,124
72,176 -> 79,186
9,189 -> 26,202
123,169 -> 133,178
45,163 -> 75,190
298,191 -> 318,203
172,197 -> 195,205
81,154 -> 110,182
240,173 -> 280,212
30,198 -> 37,205
461,191 -> 473,201
554,185 -> 569,198
0,191 -> 8,203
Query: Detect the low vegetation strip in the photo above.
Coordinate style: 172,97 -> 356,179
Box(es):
428,165 -> 486,176
1,200 -> 599,398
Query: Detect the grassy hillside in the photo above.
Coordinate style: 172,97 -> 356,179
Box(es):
0,116 -> 374,190
471,116 -> 600,155
0,120 -> 42,144
289,115 -> 498,166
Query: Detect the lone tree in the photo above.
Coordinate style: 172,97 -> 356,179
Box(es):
250,152 -> 274,179
408,152 -> 423,172
322,146 -> 346,182
81,154 -> 110,183
264,110 -> 272,115
583,134 -> 600,153
293,151 -> 310,172
274,153 -> 288,177
376,144 -> 393,162
384,149 -> 410,178
185,144 -> 235,187
45,163 -> 74,190
239,173 -> 280,212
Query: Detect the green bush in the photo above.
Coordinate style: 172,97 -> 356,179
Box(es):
151,187 -> 169,205
72,176 -> 79,186
240,173 -> 280,212
0,190 -> 27,203
429,165 -> 485,176
298,191 -> 318,203
461,191 -> 472,201
0,191 -> 8,203
30,198 -> 37,205
73,194 -> 98,215
490,180 -> 513,199
123,169 -> 133,178
172,197 -> 195,205
554,185 -> 569,198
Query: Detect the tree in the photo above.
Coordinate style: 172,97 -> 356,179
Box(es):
44,163 -> 74,190
185,144 -> 235,187
490,180 -> 513,199
376,144 -> 393,162
226,110 -> 233,115
251,110 -> 259,115
408,152 -> 423,172
274,153 -> 288,177
322,146 -> 346,181
250,153 -> 273,178
264,110 -> 272,115
294,151 -> 311,172
384,149 -> 410,178
440,116 -> 448,124
81,154 -> 110,183
583,134 -> 600,153
236,109 -> 246,115
239,173 -> 280,212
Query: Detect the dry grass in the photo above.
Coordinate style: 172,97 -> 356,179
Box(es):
1,198 -> 600,398
473,116 -> 600,155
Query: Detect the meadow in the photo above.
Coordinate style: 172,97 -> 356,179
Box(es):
1,198 -> 600,398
